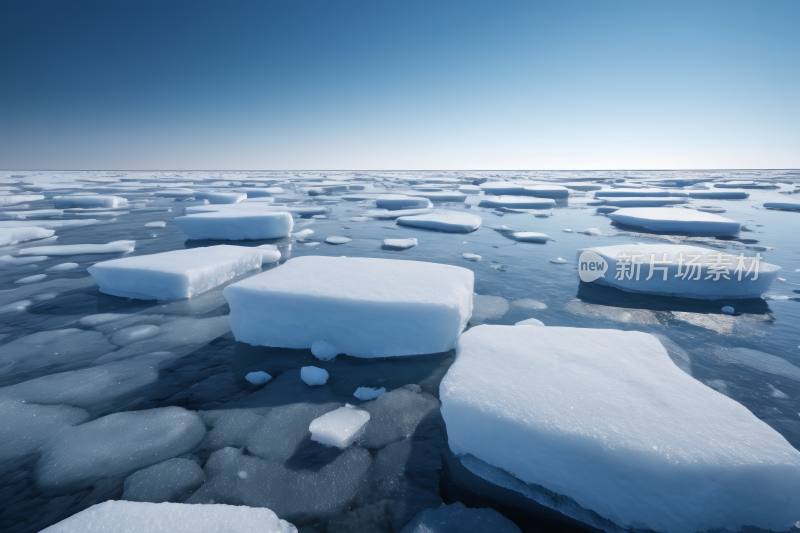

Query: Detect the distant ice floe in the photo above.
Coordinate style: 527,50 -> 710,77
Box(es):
52,195 -> 128,208
0,227 -> 54,246
397,210 -> 482,233
609,207 -> 741,235
19,240 -> 135,256
175,211 -> 293,240
382,238 -> 417,250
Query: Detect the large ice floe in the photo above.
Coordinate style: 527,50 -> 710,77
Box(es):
0,226 -> 54,246
608,207 -> 741,234
576,243 -> 780,298
174,211 -> 293,240
396,209 -> 482,233
41,501 -> 297,533
477,196 -> 557,209
18,240 -> 136,255
376,194 -> 433,210
224,256 -> 473,357
52,195 -> 128,208
89,245 -> 263,299
440,325 -> 800,533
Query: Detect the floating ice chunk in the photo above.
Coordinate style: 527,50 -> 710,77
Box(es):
515,318 -> 544,326
46,262 -> 79,272
0,399 -> 88,466
512,231 -> 550,243
1,208 -> 64,219
0,218 -> 98,230
0,226 -> 54,246
154,188 -> 194,198
764,202 -> 800,211
291,228 -> 314,240
309,405 -> 370,448
256,244 -> 281,264
144,221 -> 167,228
311,340 -> 340,360
397,209 -> 482,233
511,298 -> 547,310
521,185 -> 570,198
122,458 -> 204,503
471,294 -> 509,322
89,245 -> 262,300
715,181 -> 777,189
721,306 -> 735,314
600,197 -> 688,207
609,208 -> 741,235
478,196 -> 557,209
112,325 -> 160,346
366,208 -> 432,219
462,253 -> 481,262
301,366 -> 329,386
563,229 -> 573,232
325,236 -> 351,244
15,274 -> 46,284
407,191 -> 467,202
442,325 -> 800,533
243,187 -> 284,197
175,211 -> 293,240
577,243 -> 780,299
0,194 -> 45,206
594,188 -> 671,197
41,501 -> 297,533
376,195 -> 433,210
583,227 -> 602,236
354,386 -> 386,401
52,195 -> 127,208
186,203 -> 326,217
550,257 -> 567,264
383,238 -> 417,249
688,190 -> 749,199
563,183 -> 603,192
18,240 -> 135,256
458,184 -> 481,194
245,371 -> 272,385
224,256 -> 473,357
35,406 -> 206,490
193,191 -> 246,204
401,502 -> 522,533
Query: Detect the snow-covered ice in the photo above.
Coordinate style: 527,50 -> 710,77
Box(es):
599,197 -> 687,207
325,235 -> 351,244
255,244 -> 281,264
144,221 -> 167,228
515,318 -> 544,326
764,202 -> 800,211
245,371 -> 272,385
301,366 -> 329,386
41,501 -> 297,533
462,253 -> 481,261
688,190 -> 749,199
577,243 -> 780,299
440,325 -> 800,533
609,207 -> 741,235
52,195 -> 128,208
18,240 -> 135,256
35,407 -> 206,490
309,405 -> 370,448
376,195 -> 433,210
383,237 -> 417,249
353,386 -> 386,401
224,256 -> 474,357
0,227 -> 54,246
89,245 -> 263,300
396,210 -> 482,233
193,191 -> 246,204
45,262 -> 79,271
478,196 -> 557,209
175,211 -> 293,240
550,257 -> 567,264
0,194 -> 45,206
512,231 -> 550,243
594,188 -> 671,197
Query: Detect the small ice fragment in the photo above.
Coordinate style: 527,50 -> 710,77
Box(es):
15,274 -> 46,284
584,228 -> 602,236
516,318 -> 545,326
245,371 -> 272,385
462,253 -> 482,261
383,238 -> 417,250
563,229 -> 573,232
325,236 -> 352,244
46,262 -> 79,272
722,306 -> 735,314
312,214 -> 327,219
311,340 -> 340,361
309,405 -> 370,448
511,299 -> 547,310
354,387 -> 386,401
304,242 -> 320,246
512,232 -> 549,243
144,221 -> 166,228
301,366 -> 329,386
550,258 -> 567,264
292,229 -> 314,240
256,244 -> 281,264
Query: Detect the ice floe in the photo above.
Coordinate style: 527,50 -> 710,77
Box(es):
175,211 -> 293,240
396,210 -> 482,233
52,195 -> 128,208
301,366 -> 329,386
376,195 -> 433,210
19,240 -> 135,256
353,386 -> 386,401
224,256 -> 474,357
383,238 -> 417,249
478,196 -> 557,209
0,226 -> 54,246
245,371 -> 272,385
309,405 -> 370,448
89,245 -> 263,300
609,207 -> 741,235
440,325 -> 800,533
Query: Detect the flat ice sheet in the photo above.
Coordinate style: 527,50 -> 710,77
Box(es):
478,196 -> 557,209
0,227 -> 54,246
396,209 -> 482,233
41,501 -> 297,533
223,256 -> 474,357
175,211 -> 293,240
18,240 -> 135,256
440,325 -> 800,533
89,245 -> 263,300
52,196 -> 127,208
609,207 -> 741,235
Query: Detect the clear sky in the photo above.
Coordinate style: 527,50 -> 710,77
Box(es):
1,0 -> 797,170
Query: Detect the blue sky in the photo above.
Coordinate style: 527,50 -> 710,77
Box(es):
1,0 -> 797,170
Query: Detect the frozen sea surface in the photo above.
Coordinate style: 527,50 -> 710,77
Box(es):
0,170 -> 799,533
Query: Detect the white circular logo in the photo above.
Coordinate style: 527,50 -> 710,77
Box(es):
578,251 -> 608,282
